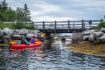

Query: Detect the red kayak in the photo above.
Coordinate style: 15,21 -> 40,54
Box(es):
10,41 -> 42,49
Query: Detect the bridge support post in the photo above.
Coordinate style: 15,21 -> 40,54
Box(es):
82,20 -> 85,30
68,20 -> 70,32
54,21 -> 57,33
43,21 -> 45,32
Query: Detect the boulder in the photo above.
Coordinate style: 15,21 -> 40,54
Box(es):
11,35 -> 21,40
98,34 -> 105,43
82,35 -> 89,41
3,28 -> 13,35
82,29 -> 95,35
3,35 -> 11,43
100,28 -> 105,33
0,29 -> 3,36
13,29 -> 20,35
88,33 -> 94,42
28,30 -> 40,34
93,31 -> 103,37
26,34 -> 34,38
19,29 -> 28,35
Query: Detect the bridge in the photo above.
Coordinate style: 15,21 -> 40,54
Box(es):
34,19 -> 103,33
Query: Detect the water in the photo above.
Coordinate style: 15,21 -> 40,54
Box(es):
0,40 -> 105,70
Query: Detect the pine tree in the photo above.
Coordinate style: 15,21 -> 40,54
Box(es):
1,0 -> 8,12
16,7 -> 24,21
23,3 -> 31,22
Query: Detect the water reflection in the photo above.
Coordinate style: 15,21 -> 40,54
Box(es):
1,41 -> 105,70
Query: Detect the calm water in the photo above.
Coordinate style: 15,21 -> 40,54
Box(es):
0,40 -> 105,70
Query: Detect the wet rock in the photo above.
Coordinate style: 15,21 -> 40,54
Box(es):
2,28 -> 13,35
19,29 -> 28,35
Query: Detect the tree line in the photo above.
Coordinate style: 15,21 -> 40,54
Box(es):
0,0 -> 35,29
0,0 -> 31,22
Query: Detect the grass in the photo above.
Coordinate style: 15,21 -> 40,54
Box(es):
0,44 -> 9,46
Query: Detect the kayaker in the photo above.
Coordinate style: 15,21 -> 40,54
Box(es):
21,35 -> 30,45
30,36 -> 37,44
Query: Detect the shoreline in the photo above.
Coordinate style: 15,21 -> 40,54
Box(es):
69,41 -> 105,57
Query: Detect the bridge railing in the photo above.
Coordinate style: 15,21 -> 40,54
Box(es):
34,19 -> 102,30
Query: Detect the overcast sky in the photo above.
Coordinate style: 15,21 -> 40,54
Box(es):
5,0 -> 105,21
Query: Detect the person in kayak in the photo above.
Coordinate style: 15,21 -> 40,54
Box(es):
21,35 -> 30,45
30,36 -> 37,44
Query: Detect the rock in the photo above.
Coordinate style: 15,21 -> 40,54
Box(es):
11,35 -> 21,40
3,28 -> 13,35
98,34 -> 105,43
26,34 -> 34,38
88,33 -> 94,42
93,31 -> 103,37
100,28 -> 105,33
72,32 -> 83,43
82,30 -> 95,35
13,29 -> 20,35
19,29 -> 28,35
0,29 -> 3,36
3,35 -> 11,43
83,35 -> 89,41
3,35 -> 11,39
28,30 -> 39,34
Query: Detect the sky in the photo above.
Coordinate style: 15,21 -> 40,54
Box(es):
4,0 -> 105,21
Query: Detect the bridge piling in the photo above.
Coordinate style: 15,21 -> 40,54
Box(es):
54,21 -> 57,33
82,20 -> 85,29
43,21 -> 45,31
68,20 -> 70,32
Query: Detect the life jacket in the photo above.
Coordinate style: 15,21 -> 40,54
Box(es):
30,38 -> 36,43
21,38 -> 30,45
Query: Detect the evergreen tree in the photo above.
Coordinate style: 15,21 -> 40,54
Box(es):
1,0 -> 8,12
6,7 -> 16,21
23,3 -> 31,22
0,0 -> 8,21
16,7 -> 24,21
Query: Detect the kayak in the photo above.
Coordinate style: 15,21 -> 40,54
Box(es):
10,41 -> 42,49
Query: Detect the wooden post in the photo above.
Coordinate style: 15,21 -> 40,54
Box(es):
43,21 -> 45,30
82,20 -> 85,29
73,22 -> 75,29
89,20 -> 92,27
55,21 -> 57,33
68,20 -> 70,32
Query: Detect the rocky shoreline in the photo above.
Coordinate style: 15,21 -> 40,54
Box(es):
0,28 -> 39,43
70,41 -> 105,57
71,28 -> 105,57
